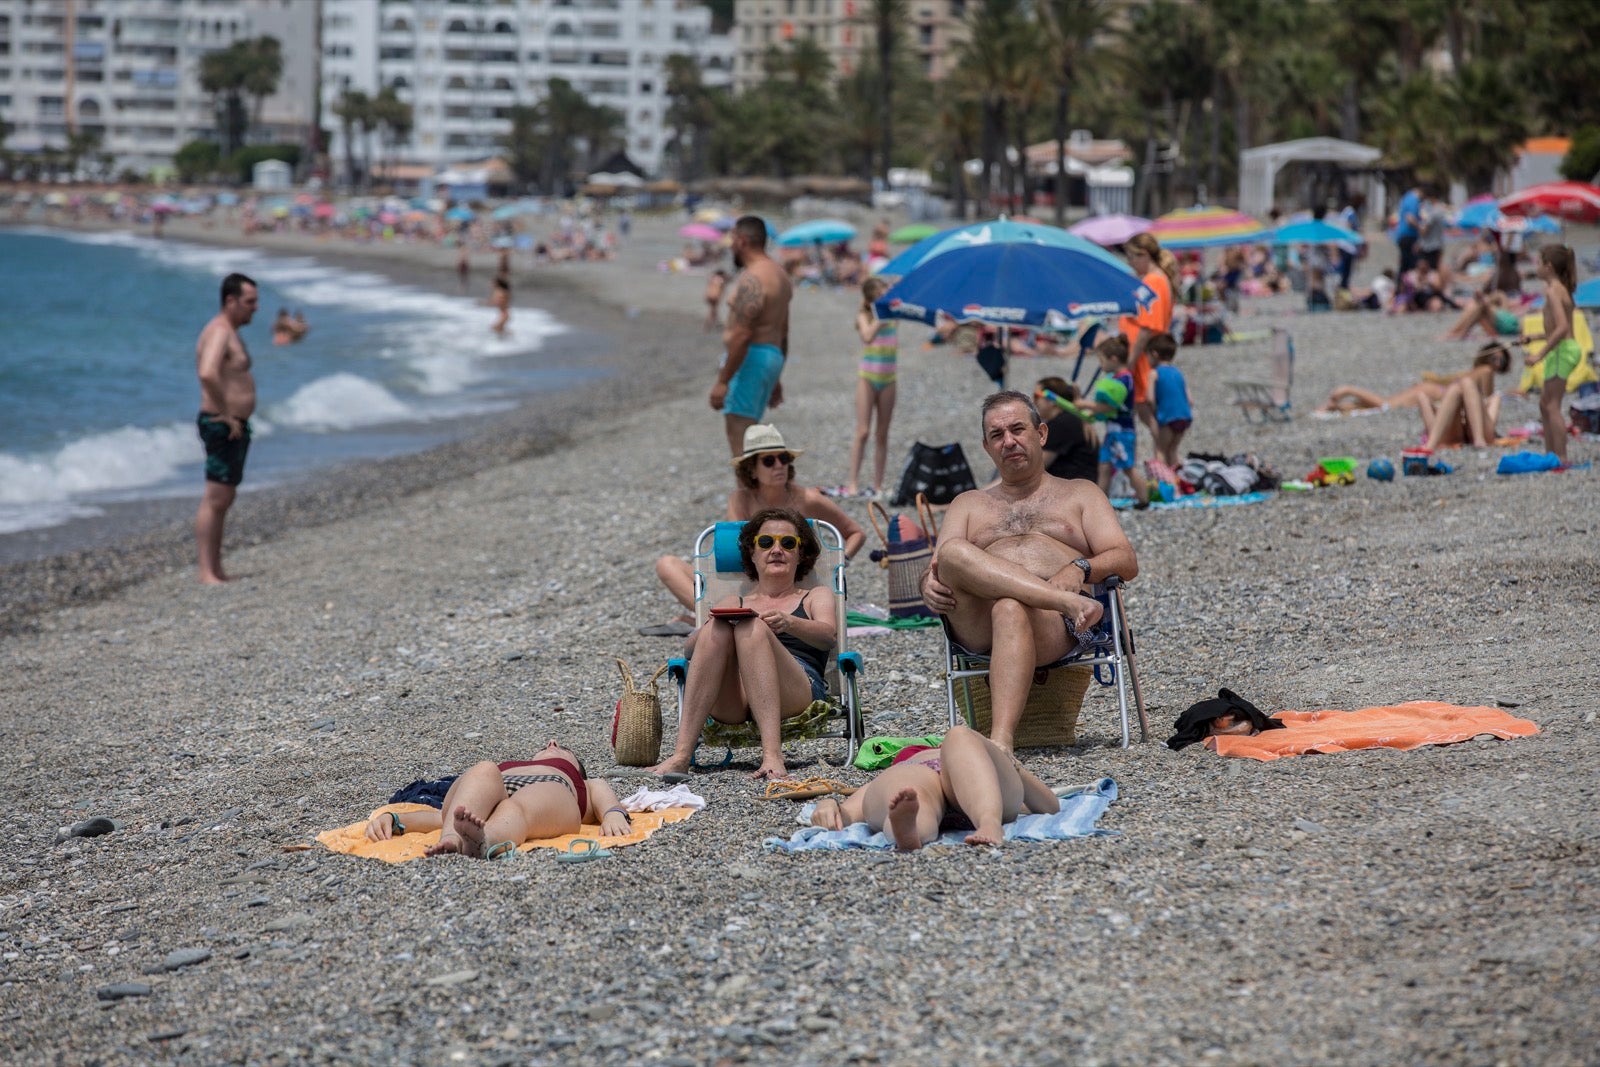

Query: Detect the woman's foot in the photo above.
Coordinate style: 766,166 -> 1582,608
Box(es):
426,805 -> 488,858
645,754 -> 692,778
965,822 -> 1005,848
886,788 -> 924,851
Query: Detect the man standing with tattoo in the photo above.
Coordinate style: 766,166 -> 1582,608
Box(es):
712,216 -> 793,458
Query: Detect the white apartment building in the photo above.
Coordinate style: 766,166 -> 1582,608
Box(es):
731,0 -> 976,91
321,0 -> 736,182
0,0 -> 318,176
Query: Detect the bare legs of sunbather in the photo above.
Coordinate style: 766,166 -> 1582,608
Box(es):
422,758 -> 587,858
1439,291 -> 1510,342
1316,381 -> 1447,413
1419,377 -> 1501,449
811,727 -> 1060,850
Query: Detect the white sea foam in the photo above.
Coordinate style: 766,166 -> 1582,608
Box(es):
0,422 -> 202,532
271,373 -> 416,431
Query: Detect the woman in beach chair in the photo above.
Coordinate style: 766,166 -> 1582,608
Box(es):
809,726 -> 1060,850
363,740 -> 632,860
645,425 -> 865,636
647,507 -> 837,782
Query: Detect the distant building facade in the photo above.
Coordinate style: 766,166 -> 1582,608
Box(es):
320,0 -> 736,182
0,0 -> 318,175
731,0 -> 976,90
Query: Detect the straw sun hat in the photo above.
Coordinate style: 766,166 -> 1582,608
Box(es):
730,424 -> 805,466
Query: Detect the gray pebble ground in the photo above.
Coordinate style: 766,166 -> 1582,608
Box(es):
2,215 -> 1597,1065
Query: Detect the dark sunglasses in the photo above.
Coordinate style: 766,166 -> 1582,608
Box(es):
755,534 -> 801,551
758,452 -> 794,467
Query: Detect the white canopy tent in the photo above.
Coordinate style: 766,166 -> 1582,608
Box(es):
1240,137 -> 1383,219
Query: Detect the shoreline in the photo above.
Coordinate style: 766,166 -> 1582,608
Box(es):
0,218 -> 711,633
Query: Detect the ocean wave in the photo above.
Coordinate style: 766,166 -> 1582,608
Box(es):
0,422 -> 199,506
270,373 -> 416,430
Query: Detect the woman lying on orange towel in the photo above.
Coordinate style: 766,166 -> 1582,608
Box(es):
364,740 -> 631,860
810,726 -> 1059,851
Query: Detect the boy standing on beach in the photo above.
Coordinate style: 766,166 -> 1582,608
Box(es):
1081,336 -> 1149,505
1150,333 -> 1192,468
194,272 -> 259,584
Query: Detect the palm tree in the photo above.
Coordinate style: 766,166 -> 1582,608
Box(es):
371,86 -> 413,186
331,89 -> 371,190
198,37 -> 283,156
866,0 -> 908,184
1037,0 -> 1110,224
953,0 -> 1036,213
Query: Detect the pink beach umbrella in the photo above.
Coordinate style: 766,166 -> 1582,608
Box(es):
678,222 -> 724,242
1068,213 -> 1153,247
313,202 -> 335,219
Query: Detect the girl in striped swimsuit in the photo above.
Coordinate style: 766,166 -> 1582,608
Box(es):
847,276 -> 899,498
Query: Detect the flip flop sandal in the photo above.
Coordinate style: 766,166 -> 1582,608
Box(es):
757,777 -> 858,802
553,838 -> 612,864
484,840 -> 521,861
659,771 -> 692,785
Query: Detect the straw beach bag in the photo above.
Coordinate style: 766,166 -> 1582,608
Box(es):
612,659 -> 668,766
867,495 -> 940,619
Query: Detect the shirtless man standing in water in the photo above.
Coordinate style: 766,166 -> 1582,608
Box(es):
712,216 -> 793,458
921,391 -> 1139,752
194,272 -> 259,584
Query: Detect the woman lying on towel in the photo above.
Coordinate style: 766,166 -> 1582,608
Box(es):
810,726 -> 1059,850
364,740 -> 631,860
1315,343 -> 1509,415
647,507 -> 836,783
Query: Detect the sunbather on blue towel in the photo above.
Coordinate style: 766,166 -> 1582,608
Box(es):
809,726 -> 1059,850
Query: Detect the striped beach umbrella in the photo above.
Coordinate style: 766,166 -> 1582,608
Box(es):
1499,181 -> 1600,224
1150,206 -> 1267,249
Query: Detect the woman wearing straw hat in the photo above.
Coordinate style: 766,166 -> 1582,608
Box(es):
643,425 -> 865,637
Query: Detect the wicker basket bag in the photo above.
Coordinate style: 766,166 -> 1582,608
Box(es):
953,663 -> 1092,748
612,659 -> 668,766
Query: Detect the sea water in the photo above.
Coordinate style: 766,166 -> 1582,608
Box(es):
0,228 -> 596,537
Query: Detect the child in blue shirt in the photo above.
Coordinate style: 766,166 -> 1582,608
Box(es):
1080,335 -> 1148,505
1150,333 -> 1192,468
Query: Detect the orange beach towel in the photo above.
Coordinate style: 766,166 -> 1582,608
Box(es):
1207,701 -> 1538,761
315,803 -> 697,864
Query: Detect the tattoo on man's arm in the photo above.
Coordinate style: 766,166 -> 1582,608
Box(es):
729,277 -> 763,326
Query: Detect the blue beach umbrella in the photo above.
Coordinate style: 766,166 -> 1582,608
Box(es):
1270,219 -> 1365,245
1574,278 -> 1600,309
445,205 -> 476,222
1454,198 -> 1501,230
491,199 -> 544,221
776,218 -> 857,246
880,217 -> 1132,278
873,242 -> 1151,329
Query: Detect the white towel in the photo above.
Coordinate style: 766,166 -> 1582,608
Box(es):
618,783 -> 706,812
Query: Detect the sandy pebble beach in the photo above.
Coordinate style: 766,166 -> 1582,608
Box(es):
2,212 -> 1598,1065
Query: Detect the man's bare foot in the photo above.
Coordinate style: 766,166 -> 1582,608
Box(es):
199,572 -> 231,585
886,788 -> 924,851
748,759 -> 788,782
426,806 -> 487,858
965,824 -> 1005,847
644,755 -> 691,777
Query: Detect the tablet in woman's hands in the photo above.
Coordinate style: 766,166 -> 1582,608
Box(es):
709,606 -> 757,621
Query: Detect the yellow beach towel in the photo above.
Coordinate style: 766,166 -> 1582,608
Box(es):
315,803 -> 697,864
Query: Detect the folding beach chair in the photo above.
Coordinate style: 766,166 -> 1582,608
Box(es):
666,520 -> 864,768
1068,319 -> 1106,389
1227,326 -> 1294,423
942,577 -> 1148,748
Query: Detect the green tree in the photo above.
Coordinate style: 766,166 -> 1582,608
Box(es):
952,0 -> 1041,212
1036,0 -> 1111,224
371,86 -> 414,185
332,89 -> 372,189
864,0 -> 908,184
198,37 -> 283,157
1442,59 -> 1526,193
664,53 -> 718,182
174,139 -> 222,183
1561,127 -> 1600,183
502,105 -> 544,192
500,79 -> 624,194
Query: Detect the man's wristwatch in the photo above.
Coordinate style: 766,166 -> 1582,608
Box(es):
1072,558 -> 1093,582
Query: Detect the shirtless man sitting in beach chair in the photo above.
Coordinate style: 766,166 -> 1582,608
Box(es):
920,391 -> 1139,754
